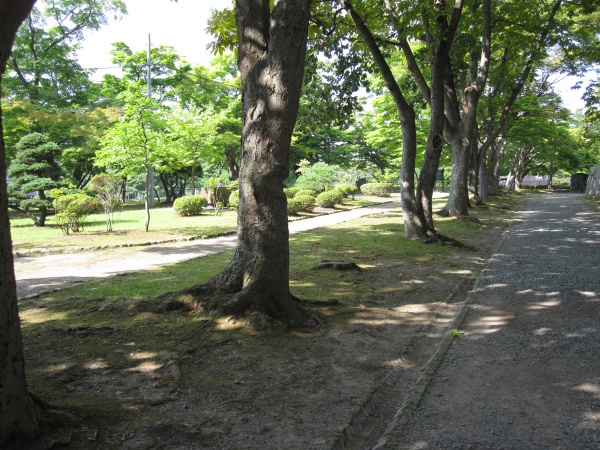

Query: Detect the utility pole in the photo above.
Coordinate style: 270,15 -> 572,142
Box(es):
147,34 -> 155,207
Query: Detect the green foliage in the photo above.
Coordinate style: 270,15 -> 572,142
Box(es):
284,187 -> 300,198
89,173 -> 122,232
295,160 -> 340,192
287,194 -> 315,215
335,184 -> 358,198
360,183 -> 393,197
228,190 -> 239,208
53,193 -> 100,235
295,194 -> 316,212
7,133 -> 66,225
173,196 -> 209,216
316,190 -> 342,208
295,189 -> 317,198
228,180 -> 239,191
287,197 -> 304,216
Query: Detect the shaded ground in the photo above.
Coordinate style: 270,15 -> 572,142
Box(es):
14,193 -> 597,449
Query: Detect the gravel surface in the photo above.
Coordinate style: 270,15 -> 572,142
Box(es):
382,193 -> 600,449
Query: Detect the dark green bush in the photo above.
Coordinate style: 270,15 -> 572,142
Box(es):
229,190 -> 240,208
173,195 -> 209,216
284,187 -> 299,198
335,183 -> 359,197
316,190 -> 342,208
360,182 -> 392,197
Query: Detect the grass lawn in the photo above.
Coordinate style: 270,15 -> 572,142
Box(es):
10,196 -> 379,252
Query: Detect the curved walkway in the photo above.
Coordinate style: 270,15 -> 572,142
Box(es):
377,193 -> 600,449
14,199 -> 401,299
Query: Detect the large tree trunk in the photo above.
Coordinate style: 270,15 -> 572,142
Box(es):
196,0 -> 311,325
0,0 -> 40,445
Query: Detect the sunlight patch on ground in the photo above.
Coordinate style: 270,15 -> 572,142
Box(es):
20,308 -> 68,324
126,361 -> 162,373
127,351 -> 158,361
575,383 -> 600,398
46,363 -> 73,374
527,300 -> 561,311
576,291 -> 598,298
83,358 -> 110,370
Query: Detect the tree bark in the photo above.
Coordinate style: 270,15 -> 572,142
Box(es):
441,0 -> 490,217
196,0 -> 311,325
343,0 -> 428,240
0,0 -> 40,445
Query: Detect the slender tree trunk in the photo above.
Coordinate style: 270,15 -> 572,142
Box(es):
441,0 -> 490,217
0,0 -> 41,445
198,0 -> 311,324
343,0 -> 428,240
144,165 -> 150,232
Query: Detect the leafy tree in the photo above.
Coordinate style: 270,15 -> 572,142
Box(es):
0,1 -> 41,444
97,87 -> 166,232
7,132 -> 65,226
89,173 -> 122,231
4,0 -> 126,107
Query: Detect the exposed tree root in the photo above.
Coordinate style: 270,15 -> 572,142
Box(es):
145,282 -> 326,331
310,260 -> 363,271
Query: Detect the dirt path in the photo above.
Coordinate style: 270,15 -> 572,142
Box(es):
14,199 -> 399,299
374,193 -> 600,449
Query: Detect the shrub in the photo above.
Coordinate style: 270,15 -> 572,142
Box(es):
173,195 -> 209,216
287,197 -> 303,215
316,190 -> 342,208
284,187 -> 299,198
360,182 -> 393,197
335,183 -> 358,198
90,173 -> 122,232
228,180 -> 239,191
53,193 -> 100,234
229,190 -> 240,208
295,189 -> 316,198
295,161 -> 340,192
294,194 -> 315,212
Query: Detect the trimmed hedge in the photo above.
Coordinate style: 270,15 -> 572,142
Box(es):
335,183 -> 359,198
287,197 -> 303,215
360,182 -> 392,197
295,194 -> 315,212
295,189 -> 316,198
316,189 -> 342,208
228,190 -> 239,208
284,187 -> 299,198
173,195 -> 209,216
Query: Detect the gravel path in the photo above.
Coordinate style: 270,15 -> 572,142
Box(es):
380,193 -> 600,449
14,199 -> 400,299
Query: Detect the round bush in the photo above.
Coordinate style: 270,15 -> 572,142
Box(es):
284,187 -> 299,199
228,190 -> 239,208
316,190 -> 342,208
360,182 -> 393,197
173,195 -> 209,216
295,194 -> 315,212
287,197 -> 304,215
53,193 -> 100,234
295,189 -> 316,198
335,183 -> 359,198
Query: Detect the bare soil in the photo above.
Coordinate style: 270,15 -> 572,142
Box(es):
15,204 -> 514,450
